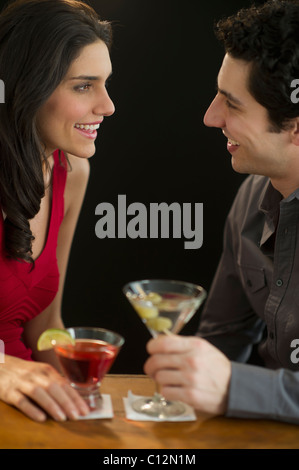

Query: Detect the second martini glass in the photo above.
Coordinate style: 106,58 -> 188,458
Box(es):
123,279 -> 206,418
53,327 -> 124,410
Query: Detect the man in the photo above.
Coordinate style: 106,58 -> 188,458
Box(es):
144,0 -> 299,424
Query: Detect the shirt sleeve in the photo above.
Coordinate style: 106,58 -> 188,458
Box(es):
228,362 -> 299,424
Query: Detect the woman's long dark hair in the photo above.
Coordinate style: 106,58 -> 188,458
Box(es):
0,0 -> 112,263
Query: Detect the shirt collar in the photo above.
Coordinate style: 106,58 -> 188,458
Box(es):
258,179 -> 281,247
281,187 -> 299,203
258,179 -> 282,216
259,179 -> 299,210
258,179 -> 299,246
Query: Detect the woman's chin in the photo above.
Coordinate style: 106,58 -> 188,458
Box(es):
62,143 -> 96,159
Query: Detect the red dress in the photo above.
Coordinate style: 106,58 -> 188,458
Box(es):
0,150 -> 67,360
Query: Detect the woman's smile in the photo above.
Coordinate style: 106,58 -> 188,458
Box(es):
74,121 -> 102,139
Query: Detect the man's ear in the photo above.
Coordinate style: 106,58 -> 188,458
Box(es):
290,118 -> 299,146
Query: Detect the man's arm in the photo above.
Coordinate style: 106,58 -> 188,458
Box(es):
145,335 -> 299,424
228,362 -> 299,424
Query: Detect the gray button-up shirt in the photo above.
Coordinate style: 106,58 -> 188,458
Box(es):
197,174 -> 299,424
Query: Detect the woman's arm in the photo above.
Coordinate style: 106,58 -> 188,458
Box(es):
23,155 -> 90,365
1,155 -> 91,421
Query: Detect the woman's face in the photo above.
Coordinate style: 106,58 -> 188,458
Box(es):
36,39 -> 115,159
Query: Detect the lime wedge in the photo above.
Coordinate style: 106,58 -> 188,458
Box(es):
37,328 -> 75,351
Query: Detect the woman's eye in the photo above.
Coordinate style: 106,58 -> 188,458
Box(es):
74,83 -> 92,92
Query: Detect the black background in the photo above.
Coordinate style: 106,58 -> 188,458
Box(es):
61,0 -> 265,373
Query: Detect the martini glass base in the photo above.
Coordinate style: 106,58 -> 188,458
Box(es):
132,393 -> 186,418
71,384 -> 103,410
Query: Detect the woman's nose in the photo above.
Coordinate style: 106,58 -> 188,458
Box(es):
94,89 -> 115,117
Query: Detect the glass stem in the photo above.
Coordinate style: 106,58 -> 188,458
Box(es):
153,381 -> 166,404
152,329 -> 173,403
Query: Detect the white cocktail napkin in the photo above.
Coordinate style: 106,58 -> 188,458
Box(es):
123,390 -> 196,422
77,394 -> 113,419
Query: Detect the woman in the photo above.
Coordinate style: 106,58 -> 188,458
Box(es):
0,0 -> 115,421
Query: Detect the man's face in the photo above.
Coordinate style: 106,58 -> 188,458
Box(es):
204,54 -> 295,180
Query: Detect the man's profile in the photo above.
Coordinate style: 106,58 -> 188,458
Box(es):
144,0 -> 299,425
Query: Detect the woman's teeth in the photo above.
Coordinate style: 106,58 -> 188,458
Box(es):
75,123 -> 100,131
228,138 -> 240,146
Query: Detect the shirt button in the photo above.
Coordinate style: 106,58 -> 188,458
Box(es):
276,279 -> 283,287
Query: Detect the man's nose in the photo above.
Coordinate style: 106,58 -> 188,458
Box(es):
203,95 -> 225,129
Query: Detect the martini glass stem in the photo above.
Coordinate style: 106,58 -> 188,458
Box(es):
152,329 -> 173,404
153,382 -> 164,402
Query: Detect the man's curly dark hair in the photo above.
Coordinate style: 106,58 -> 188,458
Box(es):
215,0 -> 299,132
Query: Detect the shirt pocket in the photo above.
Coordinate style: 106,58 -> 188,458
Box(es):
237,264 -> 268,317
238,265 -> 266,293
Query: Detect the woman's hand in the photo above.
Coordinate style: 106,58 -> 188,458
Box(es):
0,355 -> 90,422
144,335 -> 232,416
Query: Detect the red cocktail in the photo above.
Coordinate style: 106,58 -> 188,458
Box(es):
54,328 -> 124,409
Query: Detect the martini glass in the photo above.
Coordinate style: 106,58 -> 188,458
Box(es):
53,327 -> 124,410
123,279 -> 206,418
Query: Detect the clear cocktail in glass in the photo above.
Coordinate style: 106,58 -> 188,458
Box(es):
123,279 -> 206,418
53,327 -> 124,410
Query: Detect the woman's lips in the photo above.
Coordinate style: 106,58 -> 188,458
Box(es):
75,127 -> 97,139
74,122 -> 101,140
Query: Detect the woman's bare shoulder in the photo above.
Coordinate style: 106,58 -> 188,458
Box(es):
64,154 -> 90,213
65,153 -> 90,184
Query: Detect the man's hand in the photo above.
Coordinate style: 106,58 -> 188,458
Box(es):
144,335 -> 231,416
0,355 -> 90,421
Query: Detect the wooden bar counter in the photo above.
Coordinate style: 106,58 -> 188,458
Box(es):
0,374 -> 299,449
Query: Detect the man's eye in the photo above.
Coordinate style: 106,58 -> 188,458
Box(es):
225,100 -> 237,109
